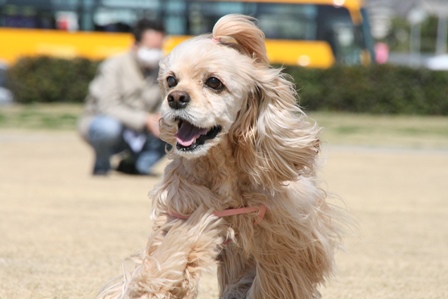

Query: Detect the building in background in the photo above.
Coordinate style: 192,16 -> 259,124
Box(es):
365,0 -> 448,67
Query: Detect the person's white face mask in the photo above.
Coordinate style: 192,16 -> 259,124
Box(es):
137,47 -> 163,68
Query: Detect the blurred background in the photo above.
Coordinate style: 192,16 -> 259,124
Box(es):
0,0 -> 447,113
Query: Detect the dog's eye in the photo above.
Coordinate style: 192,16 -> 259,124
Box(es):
167,76 -> 178,88
205,77 -> 223,90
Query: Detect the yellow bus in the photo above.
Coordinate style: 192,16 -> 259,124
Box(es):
0,0 -> 374,68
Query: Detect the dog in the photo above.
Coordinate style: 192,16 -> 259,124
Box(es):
98,14 -> 344,299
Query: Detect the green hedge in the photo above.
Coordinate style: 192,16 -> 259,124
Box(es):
6,56 -> 99,104
284,64 -> 448,115
6,56 -> 448,115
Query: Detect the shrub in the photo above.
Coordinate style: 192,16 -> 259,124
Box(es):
283,64 -> 448,115
6,56 -> 99,104
6,56 -> 448,115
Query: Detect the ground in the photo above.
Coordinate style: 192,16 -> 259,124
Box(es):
1,127 -> 448,298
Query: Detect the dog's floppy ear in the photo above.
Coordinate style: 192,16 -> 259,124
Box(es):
214,14 -> 320,189
230,68 -> 321,190
212,14 -> 268,65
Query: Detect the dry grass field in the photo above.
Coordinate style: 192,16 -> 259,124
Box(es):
1,106 -> 448,298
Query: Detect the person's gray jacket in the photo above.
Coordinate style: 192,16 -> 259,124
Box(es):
78,51 -> 162,139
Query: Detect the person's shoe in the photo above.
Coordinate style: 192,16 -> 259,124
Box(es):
115,157 -> 159,176
115,157 -> 139,175
92,167 -> 109,176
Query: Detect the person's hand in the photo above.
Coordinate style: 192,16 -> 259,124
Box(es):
146,113 -> 161,137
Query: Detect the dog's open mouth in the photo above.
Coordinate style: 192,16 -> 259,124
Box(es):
175,118 -> 222,151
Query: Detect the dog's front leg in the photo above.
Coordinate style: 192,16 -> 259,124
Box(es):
219,266 -> 256,299
217,245 -> 257,299
96,214 -> 171,299
124,208 -> 225,299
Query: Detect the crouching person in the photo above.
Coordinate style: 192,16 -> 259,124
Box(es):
78,19 -> 166,176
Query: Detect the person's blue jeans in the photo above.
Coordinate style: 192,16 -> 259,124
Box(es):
86,115 -> 166,174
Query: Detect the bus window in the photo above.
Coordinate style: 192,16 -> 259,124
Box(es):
163,0 -> 187,35
316,5 -> 364,64
92,1 -> 158,32
1,4 -> 54,29
255,4 -> 318,40
187,2 -> 246,36
93,8 -> 136,32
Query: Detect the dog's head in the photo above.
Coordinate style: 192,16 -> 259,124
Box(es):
158,15 -> 265,157
159,14 -> 320,188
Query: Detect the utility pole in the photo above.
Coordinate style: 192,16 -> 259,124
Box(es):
423,0 -> 448,55
436,14 -> 447,55
407,7 -> 426,67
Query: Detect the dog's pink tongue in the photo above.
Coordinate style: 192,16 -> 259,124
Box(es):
176,122 -> 208,147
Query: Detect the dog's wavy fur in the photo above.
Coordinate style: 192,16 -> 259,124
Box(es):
97,14 -> 345,299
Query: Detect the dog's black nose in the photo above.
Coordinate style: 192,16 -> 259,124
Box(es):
167,91 -> 191,110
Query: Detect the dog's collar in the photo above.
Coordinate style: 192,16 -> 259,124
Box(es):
169,204 -> 267,224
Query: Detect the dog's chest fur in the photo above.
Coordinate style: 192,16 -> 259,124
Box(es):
180,139 -> 251,209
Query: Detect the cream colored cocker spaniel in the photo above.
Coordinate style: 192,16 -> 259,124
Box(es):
98,14 -> 345,299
